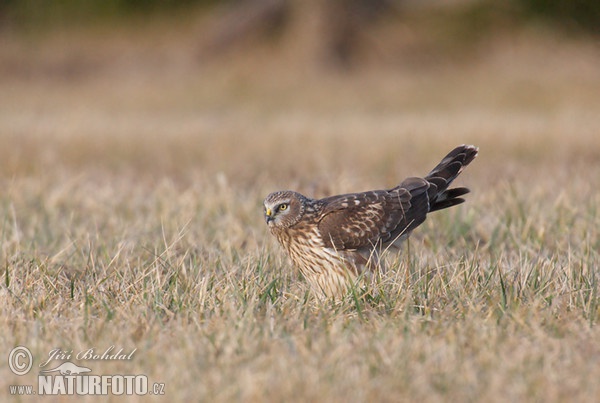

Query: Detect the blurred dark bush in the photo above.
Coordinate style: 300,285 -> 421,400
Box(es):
0,0 -> 218,29
514,0 -> 600,34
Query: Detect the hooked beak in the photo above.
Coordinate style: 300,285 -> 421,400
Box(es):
265,207 -> 273,224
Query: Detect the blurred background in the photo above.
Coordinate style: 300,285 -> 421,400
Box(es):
2,0 -> 599,65
0,0 -> 599,185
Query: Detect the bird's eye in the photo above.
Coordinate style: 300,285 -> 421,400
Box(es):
279,204 -> 288,211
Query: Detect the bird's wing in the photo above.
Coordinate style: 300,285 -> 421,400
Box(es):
317,189 -> 414,250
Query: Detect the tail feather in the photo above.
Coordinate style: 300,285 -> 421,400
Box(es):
386,145 -> 477,247
425,144 -> 478,212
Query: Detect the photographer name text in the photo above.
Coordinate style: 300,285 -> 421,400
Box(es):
40,346 -> 137,367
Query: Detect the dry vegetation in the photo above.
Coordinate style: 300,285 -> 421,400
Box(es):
1,11 -> 600,402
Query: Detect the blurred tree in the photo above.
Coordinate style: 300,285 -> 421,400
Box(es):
202,0 -> 397,69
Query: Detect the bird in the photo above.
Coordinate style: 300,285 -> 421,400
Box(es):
263,144 -> 478,299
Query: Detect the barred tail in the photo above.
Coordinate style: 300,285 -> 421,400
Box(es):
425,144 -> 478,212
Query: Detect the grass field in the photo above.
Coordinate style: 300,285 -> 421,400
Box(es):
1,16 -> 600,401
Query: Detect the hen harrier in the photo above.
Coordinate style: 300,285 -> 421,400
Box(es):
264,144 -> 478,299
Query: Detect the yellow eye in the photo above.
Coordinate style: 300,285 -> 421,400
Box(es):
279,204 -> 288,211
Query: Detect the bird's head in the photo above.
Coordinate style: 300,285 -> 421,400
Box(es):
263,191 -> 306,229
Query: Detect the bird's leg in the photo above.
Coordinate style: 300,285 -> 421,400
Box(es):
405,238 -> 411,289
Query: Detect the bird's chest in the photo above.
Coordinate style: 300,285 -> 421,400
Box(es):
272,225 -> 327,267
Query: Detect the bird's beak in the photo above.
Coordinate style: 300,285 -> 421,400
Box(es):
265,208 -> 273,224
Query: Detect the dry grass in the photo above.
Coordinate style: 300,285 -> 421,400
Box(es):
1,17 -> 600,402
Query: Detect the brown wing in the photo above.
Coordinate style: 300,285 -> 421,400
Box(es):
389,177 -> 434,239
315,145 -> 477,253
317,189 -> 413,250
